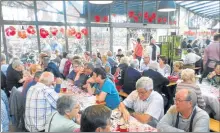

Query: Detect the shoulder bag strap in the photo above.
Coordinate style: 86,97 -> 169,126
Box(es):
48,112 -> 58,132
189,108 -> 197,132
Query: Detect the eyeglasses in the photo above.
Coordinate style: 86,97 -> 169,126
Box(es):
173,98 -> 191,103
137,90 -> 148,96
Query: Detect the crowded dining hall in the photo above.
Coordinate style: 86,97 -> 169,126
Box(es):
1,0 -> 220,132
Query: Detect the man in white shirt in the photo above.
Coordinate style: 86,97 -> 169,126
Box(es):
140,53 -> 151,72
119,77 -> 164,127
183,48 -> 201,65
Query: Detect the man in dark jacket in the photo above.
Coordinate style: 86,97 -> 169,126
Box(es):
42,56 -> 62,78
142,62 -> 169,93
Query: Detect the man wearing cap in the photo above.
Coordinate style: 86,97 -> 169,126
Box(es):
119,77 -> 164,127
157,89 -> 209,132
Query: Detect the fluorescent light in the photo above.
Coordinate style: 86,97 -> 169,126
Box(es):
158,1 -> 176,12
89,1 -> 113,4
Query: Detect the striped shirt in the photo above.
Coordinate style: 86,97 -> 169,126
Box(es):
25,82 -> 58,132
176,83 -> 206,109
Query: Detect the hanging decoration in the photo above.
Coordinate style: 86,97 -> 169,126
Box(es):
144,12 -> 149,20
68,27 -> 76,36
75,32 -> 81,39
27,26 -> 36,35
163,18 -> 167,23
50,27 -> 58,36
103,16 -> 109,22
133,15 -> 139,23
151,12 -> 156,19
157,17 -> 163,23
40,28 -> 49,38
128,10 -> 135,18
81,28 -> 88,36
5,26 -> 16,36
18,30 -> 27,39
147,17 -> 153,23
94,15 -> 101,22
60,28 -> 65,34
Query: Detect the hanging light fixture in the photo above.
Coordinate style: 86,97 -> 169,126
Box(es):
158,1 -> 176,12
89,1 -> 113,4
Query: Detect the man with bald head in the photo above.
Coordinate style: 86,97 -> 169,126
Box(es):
25,72 -> 59,132
157,89 -> 209,132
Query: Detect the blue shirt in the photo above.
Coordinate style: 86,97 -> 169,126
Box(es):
94,78 -> 120,110
1,64 -> 8,76
67,71 -> 86,87
107,56 -> 118,67
1,90 -> 9,132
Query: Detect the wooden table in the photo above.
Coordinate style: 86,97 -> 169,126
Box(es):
119,91 -> 128,98
167,82 -> 177,87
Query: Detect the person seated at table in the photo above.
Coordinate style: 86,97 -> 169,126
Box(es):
140,53 -> 151,72
158,56 -> 171,77
45,95 -> 80,132
41,55 -> 63,78
1,89 -> 9,132
80,105 -> 112,132
171,61 -> 184,79
119,77 -> 164,127
142,62 -> 169,93
91,53 -> 102,68
67,59 -> 86,87
101,55 -> 113,80
86,68 -> 120,110
207,63 -> 220,86
22,71 -> 62,99
122,59 -> 141,95
25,72 -> 59,132
6,59 -> 26,97
177,69 -> 206,109
183,48 -> 201,69
22,64 -> 42,90
82,63 -> 94,89
157,89 -> 209,132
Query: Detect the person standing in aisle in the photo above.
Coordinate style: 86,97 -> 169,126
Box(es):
133,38 -> 143,67
200,33 -> 220,83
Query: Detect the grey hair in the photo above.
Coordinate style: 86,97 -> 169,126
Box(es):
130,59 -> 139,69
39,72 -> 54,86
1,53 -> 6,62
185,89 -> 198,108
136,77 -> 154,91
9,57 -> 19,64
57,95 -> 78,116
12,60 -> 23,69
148,62 -> 159,71
120,56 -> 129,65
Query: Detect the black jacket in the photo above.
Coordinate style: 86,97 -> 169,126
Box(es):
142,69 -> 169,93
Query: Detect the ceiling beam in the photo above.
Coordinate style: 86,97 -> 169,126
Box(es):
193,5 -> 220,12
190,1 -> 219,10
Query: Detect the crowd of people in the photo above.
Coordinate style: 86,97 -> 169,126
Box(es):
0,33 -> 219,132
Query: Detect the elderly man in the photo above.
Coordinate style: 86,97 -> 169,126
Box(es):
119,77 -> 164,127
107,51 -> 118,75
6,59 -> 26,96
91,52 -> 102,68
157,89 -> 209,132
25,72 -> 59,132
140,53 -> 151,72
122,59 -> 141,95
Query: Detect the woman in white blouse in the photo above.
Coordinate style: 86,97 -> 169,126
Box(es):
157,56 -> 171,77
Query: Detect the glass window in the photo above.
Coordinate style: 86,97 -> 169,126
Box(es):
127,1 -> 142,23
90,3 -> 110,23
111,1 -> 126,23
66,1 -> 87,23
91,27 -> 110,54
37,1 -> 64,22
67,26 -> 87,55
143,1 -> 157,24
113,28 -> 127,53
4,25 -> 38,62
38,26 -> 65,58
2,1 -> 35,21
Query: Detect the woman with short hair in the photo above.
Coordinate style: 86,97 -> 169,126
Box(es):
158,56 -> 171,77
176,69 -> 206,109
45,95 -> 80,132
171,61 -> 183,78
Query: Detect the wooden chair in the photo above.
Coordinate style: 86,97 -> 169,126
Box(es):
210,118 -> 220,132
119,91 -> 128,98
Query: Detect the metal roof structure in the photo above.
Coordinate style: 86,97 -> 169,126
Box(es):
1,1 -> 219,20
176,1 -> 220,20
